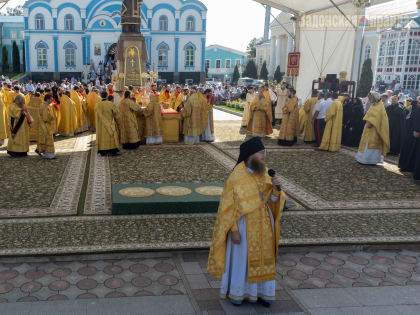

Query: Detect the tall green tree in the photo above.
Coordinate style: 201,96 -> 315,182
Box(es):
357,58 -> 373,97
2,46 -> 9,73
242,60 -> 258,79
274,66 -> 282,83
246,37 -> 264,59
259,61 -> 268,80
232,64 -> 240,84
12,41 -> 20,73
6,5 -> 24,16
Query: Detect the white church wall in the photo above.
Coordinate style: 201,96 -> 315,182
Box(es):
178,37 -> 202,72
152,9 -> 176,31
57,35 -> 83,72
150,35 -> 176,72
28,7 -> 54,30
57,7 -> 82,31
28,35 -> 54,72
179,9 -> 202,32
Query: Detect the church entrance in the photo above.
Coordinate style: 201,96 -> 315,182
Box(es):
106,43 -> 117,67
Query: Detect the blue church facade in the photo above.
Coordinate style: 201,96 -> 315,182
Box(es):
23,0 -> 207,83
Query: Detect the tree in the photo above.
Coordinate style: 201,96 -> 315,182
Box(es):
259,61 -> 268,80
274,66 -> 282,83
357,58 -> 373,97
2,46 -> 9,73
22,41 -> 26,72
232,64 -> 240,84
242,60 -> 258,79
5,5 -> 24,16
246,37 -> 264,59
12,41 -> 20,73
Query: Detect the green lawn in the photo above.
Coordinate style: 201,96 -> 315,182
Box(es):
215,105 -> 243,115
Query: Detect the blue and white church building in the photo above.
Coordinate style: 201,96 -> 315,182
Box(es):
23,0 -> 207,83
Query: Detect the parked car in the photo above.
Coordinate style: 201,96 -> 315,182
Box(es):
237,77 -> 254,87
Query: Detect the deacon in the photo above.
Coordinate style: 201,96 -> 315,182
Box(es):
242,86 -> 255,128
248,87 -> 273,137
86,88 -> 101,130
302,91 -> 318,143
26,92 -> 43,142
356,92 -> 390,165
143,94 -> 163,145
36,94 -> 56,159
118,91 -> 142,149
275,82 -> 288,125
200,89 -> 215,142
278,88 -> 299,146
170,86 -> 184,111
182,87 -> 202,144
70,86 -> 87,133
207,137 -> 285,307
95,91 -> 121,156
319,92 -> 343,152
386,96 -> 406,155
58,90 -> 78,136
7,95 -> 32,157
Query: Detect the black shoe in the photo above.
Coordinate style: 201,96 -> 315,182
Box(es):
35,149 -> 43,157
257,298 -> 270,308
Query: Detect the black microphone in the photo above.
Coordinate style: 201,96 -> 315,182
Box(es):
268,169 -> 281,191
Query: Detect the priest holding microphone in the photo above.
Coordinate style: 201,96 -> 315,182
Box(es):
207,137 -> 286,308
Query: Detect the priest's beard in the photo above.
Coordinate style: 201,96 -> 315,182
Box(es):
248,157 -> 266,174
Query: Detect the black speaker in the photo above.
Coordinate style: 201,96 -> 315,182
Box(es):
326,74 -> 337,83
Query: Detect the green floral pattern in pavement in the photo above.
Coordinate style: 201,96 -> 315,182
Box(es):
266,150 -> 420,202
0,155 -> 70,208
110,146 -> 229,184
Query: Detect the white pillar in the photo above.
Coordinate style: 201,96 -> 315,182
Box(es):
275,36 -> 282,74
287,35 -> 294,53
270,35 -> 276,76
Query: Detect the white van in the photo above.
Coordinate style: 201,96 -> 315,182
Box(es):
237,77 -> 254,87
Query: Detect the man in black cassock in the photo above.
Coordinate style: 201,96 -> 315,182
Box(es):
399,100 -> 420,180
386,96 -> 406,155
342,98 -> 364,147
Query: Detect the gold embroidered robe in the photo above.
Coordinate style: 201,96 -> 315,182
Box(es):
181,93 -> 201,137
358,101 -> 390,156
37,103 -> 55,153
247,97 -> 273,136
143,95 -> 163,137
86,91 -> 101,129
199,92 -> 214,134
27,97 -> 42,142
303,97 -> 318,142
0,98 -> 7,140
118,98 -> 141,145
278,97 -> 299,141
58,95 -> 78,136
320,100 -> 343,152
207,162 -> 285,283
7,103 -> 31,153
95,100 -> 120,151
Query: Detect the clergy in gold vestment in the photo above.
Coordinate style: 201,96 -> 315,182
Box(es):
58,91 -> 78,136
356,92 -> 390,165
303,92 -> 318,143
27,94 -> 43,142
181,88 -> 202,145
159,86 -> 171,103
118,91 -> 142,149
143,94 -> 163,145
70,88 -> 87,133
95,91 -> 121,156
7,95 -> 32,157
36,94 -> 56,159
242,87 -> 256,127
248,88 -> 273,137
0,97 -> 7,146
278,88 -> 299,146
170,87 -> 184,111
319,94 -> 343,152
86,88 -> 101,130
199,90 -> 215,142
275,83 -> 288,123
207,137 -> 285,306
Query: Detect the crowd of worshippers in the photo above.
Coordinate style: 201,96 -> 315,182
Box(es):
242,84 -> 420,180
0,80 -> 216,158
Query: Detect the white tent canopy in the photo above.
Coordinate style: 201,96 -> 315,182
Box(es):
253,0 -> 383,100
254,0 -> 356,16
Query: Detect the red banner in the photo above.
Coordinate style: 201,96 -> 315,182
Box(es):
287,52 -> 300,77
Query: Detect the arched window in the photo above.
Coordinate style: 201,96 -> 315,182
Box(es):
35,13 -> 45,30
186,16 -> 195,32
64,14 -> 74,31
364,44 -> 371,61
403,74 -> 419,90
159,16 -> 168,31
64,42 -> 76,67
407,39 -> 420,65
185,44 -> 195,67
157,43 -> 169,67
379,42 -> 386,57
387,40 -> 397,56
35,41 -> 48,67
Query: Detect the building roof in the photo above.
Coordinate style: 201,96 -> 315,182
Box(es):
0,16 -> 24,23
366,0 -> 417,17
205,44 -> 247,56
